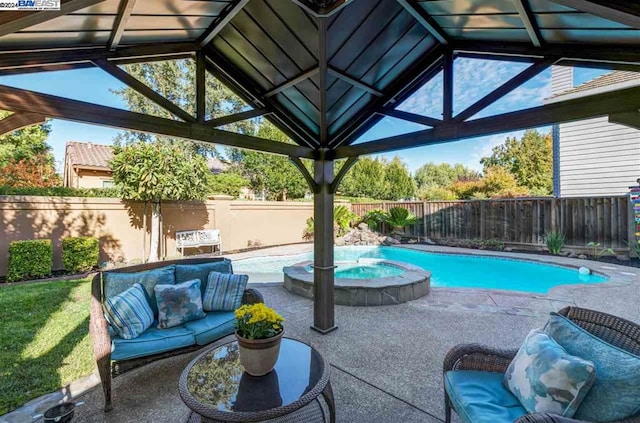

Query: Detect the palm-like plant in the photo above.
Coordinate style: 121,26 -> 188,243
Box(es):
380,207 -> 419,232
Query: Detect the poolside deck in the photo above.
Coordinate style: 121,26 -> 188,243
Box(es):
6,247 -> 639,423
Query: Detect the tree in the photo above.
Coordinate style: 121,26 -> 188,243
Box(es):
450,166 -> 529,199
480,129 -> 553,195
338,157 -> 388,199
110,141 -> 209,262
208,171 -> 249,198
229,122 -> 309,201
414,162 -> 479,189
384,157 -> 415,200
112,59 -> 256,153
0,110 -> 59,187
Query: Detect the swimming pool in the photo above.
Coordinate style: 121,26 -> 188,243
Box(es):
303,262 -> 405,279
233,246 -> 608,294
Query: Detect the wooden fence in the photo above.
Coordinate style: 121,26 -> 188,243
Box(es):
351,196 -> 632,249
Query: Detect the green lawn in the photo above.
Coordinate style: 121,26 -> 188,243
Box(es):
0,278 -> 94,415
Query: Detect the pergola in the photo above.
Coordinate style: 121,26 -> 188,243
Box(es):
1,0 -> 639,333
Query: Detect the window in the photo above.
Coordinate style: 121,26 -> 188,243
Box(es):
102,180 -> 114,188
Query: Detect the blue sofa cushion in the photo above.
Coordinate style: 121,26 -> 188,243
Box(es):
203,271 -> 248,312
155,279 -> 205,329
103,283 -> 154,340
175,260 -> 233,296
111,324 -> 195,361
545,312 -> 640,422
184,311 -> 235,346
104,265 -> 176,315
445,370 -> 528,423
504,329 -> 596,417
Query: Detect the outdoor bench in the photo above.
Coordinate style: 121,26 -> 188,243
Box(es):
175,229 -> 222,256
89,257 -> 262,411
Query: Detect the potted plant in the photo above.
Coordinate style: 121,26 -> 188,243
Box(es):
234,303 -> 285,376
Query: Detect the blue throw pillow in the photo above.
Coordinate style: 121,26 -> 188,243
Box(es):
203,271 -> 248,311
175,260 -> 233,296
504,328 -> 596,417
155,279 -> 206,329
103,265 -> 175,315
103,283 -> 154,340
545,312 -> 640,421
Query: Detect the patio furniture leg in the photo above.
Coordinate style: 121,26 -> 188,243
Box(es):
322,381 -> 336,423
444,395 -> 452,423
97,356 -> 112,412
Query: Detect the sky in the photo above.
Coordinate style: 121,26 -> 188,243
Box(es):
0,61 -> 607,173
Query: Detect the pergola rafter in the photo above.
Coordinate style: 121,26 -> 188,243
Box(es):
0,0 -> 639,335
0,112 -> 46,137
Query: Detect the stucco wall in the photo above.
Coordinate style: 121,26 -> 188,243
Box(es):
0,196 -> 313,277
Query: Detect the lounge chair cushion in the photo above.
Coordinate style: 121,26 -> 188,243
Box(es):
203,271 -> 248,311
545,312 -> 640,422
175,260 -> 233,296
184,311 -> 236,345
111,323 -> 195,361
504,329 -> 596,417
104,265 -> 176,316
103,283 -> 154,340
155,279 -> 206,329
445,370 -> 527,423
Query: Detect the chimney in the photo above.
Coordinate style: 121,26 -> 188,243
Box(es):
551,65 -> 573,95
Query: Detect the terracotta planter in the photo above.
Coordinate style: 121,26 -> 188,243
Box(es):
235,330 -> 284,376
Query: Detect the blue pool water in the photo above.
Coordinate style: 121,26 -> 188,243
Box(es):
303,263 -> 405,279
233,246 -> 608,293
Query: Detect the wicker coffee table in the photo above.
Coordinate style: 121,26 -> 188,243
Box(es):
179,338 -> 335,423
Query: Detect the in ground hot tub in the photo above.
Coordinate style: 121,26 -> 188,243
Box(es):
283,259 -> 430,306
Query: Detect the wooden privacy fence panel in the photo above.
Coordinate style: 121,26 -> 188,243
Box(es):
351,196 -> 630,248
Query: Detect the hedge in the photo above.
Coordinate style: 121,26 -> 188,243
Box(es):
0,186 -> 119,198
7,240 -> 53,282
62,237 -> 99,274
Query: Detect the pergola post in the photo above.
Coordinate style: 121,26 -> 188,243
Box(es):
312,154 -> 337,334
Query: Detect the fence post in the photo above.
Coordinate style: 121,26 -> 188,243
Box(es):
480,201 -> 486,240
628,191 -> 639,258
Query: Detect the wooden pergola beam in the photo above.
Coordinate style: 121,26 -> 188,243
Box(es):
196,51 -> 206,123
0,84 -> 314,158
513,0 -> 543,47
206,108 -> 268,127
377,109 -> 442,127
442,50 -> 454,120
454,58 -> 555,122
453,40 -> 640,68
0,112 -> 46,136
92,59 -> 195,123
397,0 -> 449,45
198,0 -> 250,47
0,0 -> 105,37
334,85 -> 640,158
263,68 -> 320,98
328,67 -> 383,97
0,42 -> 197,73
108,0 -> 136,50
609,111 -> 640,130
319,17 -> 329,146
549,0 -> 640,29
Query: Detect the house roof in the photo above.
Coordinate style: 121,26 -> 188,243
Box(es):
551,71 -> 640,99
65,141 -> 113,170
207,157 -> 229,174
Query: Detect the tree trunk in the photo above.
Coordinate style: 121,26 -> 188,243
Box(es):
149,201 -> 160,262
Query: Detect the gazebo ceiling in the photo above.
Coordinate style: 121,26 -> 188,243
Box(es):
0,0 -> 639,152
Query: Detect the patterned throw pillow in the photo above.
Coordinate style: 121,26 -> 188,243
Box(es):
103,265 -> 176,316
155,279 -> 206,329
202,271 -> 248,311
103,283 -> 154,340
504,328 -> 596,417
545,313 -> 640,422
175,260 -> 233,295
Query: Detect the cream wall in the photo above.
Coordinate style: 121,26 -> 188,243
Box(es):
0,196 -> 313,277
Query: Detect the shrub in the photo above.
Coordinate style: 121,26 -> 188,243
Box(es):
334,205 -> 357,236
362,209 -> 386,230
380,207 -> 419,232
0,186 -> 119,198
544,231 -> 566,255
7,240 -> 52,282
62,237 -> 99,273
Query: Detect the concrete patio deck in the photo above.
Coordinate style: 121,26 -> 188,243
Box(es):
5,246 -> 639,423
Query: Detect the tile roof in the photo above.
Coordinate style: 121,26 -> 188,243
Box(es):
65,141 -> 113,170
551,71 -> 640,99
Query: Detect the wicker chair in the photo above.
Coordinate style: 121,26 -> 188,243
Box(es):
443,306 -> 640,423
90,257 -> 264,412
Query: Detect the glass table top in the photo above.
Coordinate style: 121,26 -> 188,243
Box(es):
186,338 -> 324,413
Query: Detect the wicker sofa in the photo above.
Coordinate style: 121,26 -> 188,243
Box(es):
90,257 -> 263,412
443,306 -> 640,423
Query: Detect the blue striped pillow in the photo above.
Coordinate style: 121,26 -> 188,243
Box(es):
203,271 -> 248,311
103,283 -> 154,340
